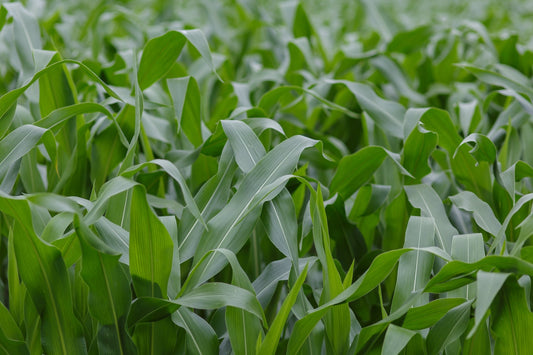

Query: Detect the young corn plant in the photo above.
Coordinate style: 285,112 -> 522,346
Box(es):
1,0 -> 533,354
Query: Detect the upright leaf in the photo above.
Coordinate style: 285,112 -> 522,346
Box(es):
129,185 -> 173,298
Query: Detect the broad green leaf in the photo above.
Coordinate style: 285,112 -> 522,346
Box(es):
381,324 -> 419,355
325,81 -> 405,138
0,59 -> 123,120
178,146 -> 237,261
426,300 -> 472,355
130,185 -> 173,298
349,184 -> 391,220
0,193 -> 86,354
492,277 -> 533,354
190,136 -> 317,288
168,76 -> 203,147
468,271 -> 510,338
0,301 -> 28,355
253,257 -> 317,308
405,108 -> 491,199
371,56 -> 426,105
490,193 -> 533,254
402,122 -> 437,180
455,133 -> 497,164
354,293 -> 424,354
404,184 -> 458,253
138,32 -> 186,90
263,189 -> 299,264
425,256 -> 533,293
138,29 -> 218,90
121,159 -> 205,227
0,125 -> 46,184
449,192 -> 501,236
391,216 -> 435,311
459,63 -> 533,100
171,307 -> 218,355
221,119 -> 266,173
130,283 -> 264,323
402,298 -> 466,330
75,215 -> 135,355
331,146 -> 409,199
448,234 -> 485,299
37,52 -> 75,124
3,3 -> 41,76
310,184 -> 349,354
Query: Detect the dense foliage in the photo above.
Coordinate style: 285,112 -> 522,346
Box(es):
1,0 -> 533,354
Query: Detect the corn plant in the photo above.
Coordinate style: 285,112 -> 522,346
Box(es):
1,0 -> 533,354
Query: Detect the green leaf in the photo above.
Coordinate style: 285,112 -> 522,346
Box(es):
138,32 -> 187,90
221,119 -> 266,173
468,271 -> 510,338
404,184 -> 458,253
492,277 -> 533,354
190,136 -> 317,288
168,76 -> 203,147
425,256 -> 533,293
381,324 -> 419,355
449,192 -> 501,237
391,216 -> 435,311
448,234 -> 485,299
130,283 -> 264,323
402,298 -> 466,330
259,264 -> 308,355
130,185 -> 173,298
0,193 -> 86,354
0,301 -> 28,355
455,133 -> 497,165
75,215 -> 135,355
402,122 -> 437,180
0,125 -> 46,184
426,300 -> 472,355
331,146 -> 409,199
459,63 -> 533,101
138,29 -> 218,90
326,80 -> 405,138
287,249 -> 410,353
263,189 -> 299,264
171,307 -> 218,355
178,147 -> 237,261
